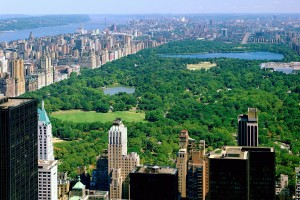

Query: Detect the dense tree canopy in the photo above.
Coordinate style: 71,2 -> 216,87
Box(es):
24,40 -> 300,188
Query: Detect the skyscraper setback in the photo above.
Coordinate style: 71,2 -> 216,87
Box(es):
108,118 -> 140,199
0,97 -> 38,200
238,108 -> 259,146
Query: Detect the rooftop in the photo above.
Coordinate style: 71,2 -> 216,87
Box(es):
132,165 -> 177,175
38,108 -> 51,125
38,160 -> 58,171
209,146 -> 274,160
0,97 -> 33,109
209,146 -> 248,160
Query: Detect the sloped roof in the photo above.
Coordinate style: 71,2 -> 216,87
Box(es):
72,180 -> 85,190
38,108 -> 51,125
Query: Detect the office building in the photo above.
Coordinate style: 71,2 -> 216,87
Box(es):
38,160 -> 58,200
130,165 -> 178,200
37,101 -> 58,200
238,108 -> 259,146
208,146 -> 275,200
108,119 -> 140,199
0,97 -> 38,200
38,101 -> 54,160
91,149 -> 109,191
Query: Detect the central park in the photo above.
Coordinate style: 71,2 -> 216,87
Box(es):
23,40 -> 300,189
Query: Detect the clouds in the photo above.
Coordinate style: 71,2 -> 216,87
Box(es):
1,0 -> 299,14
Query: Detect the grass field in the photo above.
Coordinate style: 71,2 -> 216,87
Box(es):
51,110 -> 145,123
187,62 -> 217,70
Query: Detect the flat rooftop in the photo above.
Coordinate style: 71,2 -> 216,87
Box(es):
132,165 -> 177,175
209,146 -> 274,160
209,146 -> 248,160
0,97 -> 33,109
38,160 -> 58,170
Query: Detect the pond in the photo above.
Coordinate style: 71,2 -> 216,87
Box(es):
103,86 -> 135,95
160,51 -> 284,60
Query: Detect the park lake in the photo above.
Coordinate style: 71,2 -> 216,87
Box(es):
103,86 -> 135,95
161,51 -> 284,60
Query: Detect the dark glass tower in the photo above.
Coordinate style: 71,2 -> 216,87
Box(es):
0,97 -> 38,200
238,108 -> 258,147
130,166 -> 178,200
91,149 -> 109,191
208,146 -> 275,200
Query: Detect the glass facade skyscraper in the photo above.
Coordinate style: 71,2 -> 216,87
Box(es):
0,97 -> 38,200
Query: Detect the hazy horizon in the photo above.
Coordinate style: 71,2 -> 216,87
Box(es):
1,0 -> 299,15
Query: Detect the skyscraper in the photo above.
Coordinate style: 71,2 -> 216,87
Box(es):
38,101 -> 54,160
238,108 -> 259,147
208,146 -> 275,200
176,130 -> 207,200
187,140 -> 206,200
129,165 -> 178,200
108,118 -> 140,199
38,101 -> 58,200
0,97 -> 38,200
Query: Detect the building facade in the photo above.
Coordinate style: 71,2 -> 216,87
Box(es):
0,97 -> 38,200
176,130 -> 207,200
108,119 -> 140,199
38,101 -> 58,200
11,59 -> 26,96
129,166 -> 178,200
38,160 -> 58,200
91,149 -> 109,191
208,146 -> 275,200
238,108 -> 259,146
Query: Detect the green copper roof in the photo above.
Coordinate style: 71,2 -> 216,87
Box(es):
38,108 -> 51,125
72,179 -> 85,190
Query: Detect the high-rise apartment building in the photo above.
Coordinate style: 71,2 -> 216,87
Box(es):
238,108 -> 259,146
208,146 -> 275,200
11,59 -> 26,96
0,97 -> 38,200
129,165 -> 178,200
176,149 -> 188,198
108,119 -> 140,199
176,130 -> 207,200
187,140 -> 206,200
40,56 -> 53,86
38,101 -> 58,200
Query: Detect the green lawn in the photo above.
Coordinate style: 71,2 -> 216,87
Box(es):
51,110 -> 146,123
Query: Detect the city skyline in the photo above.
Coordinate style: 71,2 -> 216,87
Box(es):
1,0 -> 300,14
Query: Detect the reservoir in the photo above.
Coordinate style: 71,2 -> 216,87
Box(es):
104,86 -> 135,95
161,52 -> 284,60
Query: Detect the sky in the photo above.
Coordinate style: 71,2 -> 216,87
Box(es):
1,0 -> 300,14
